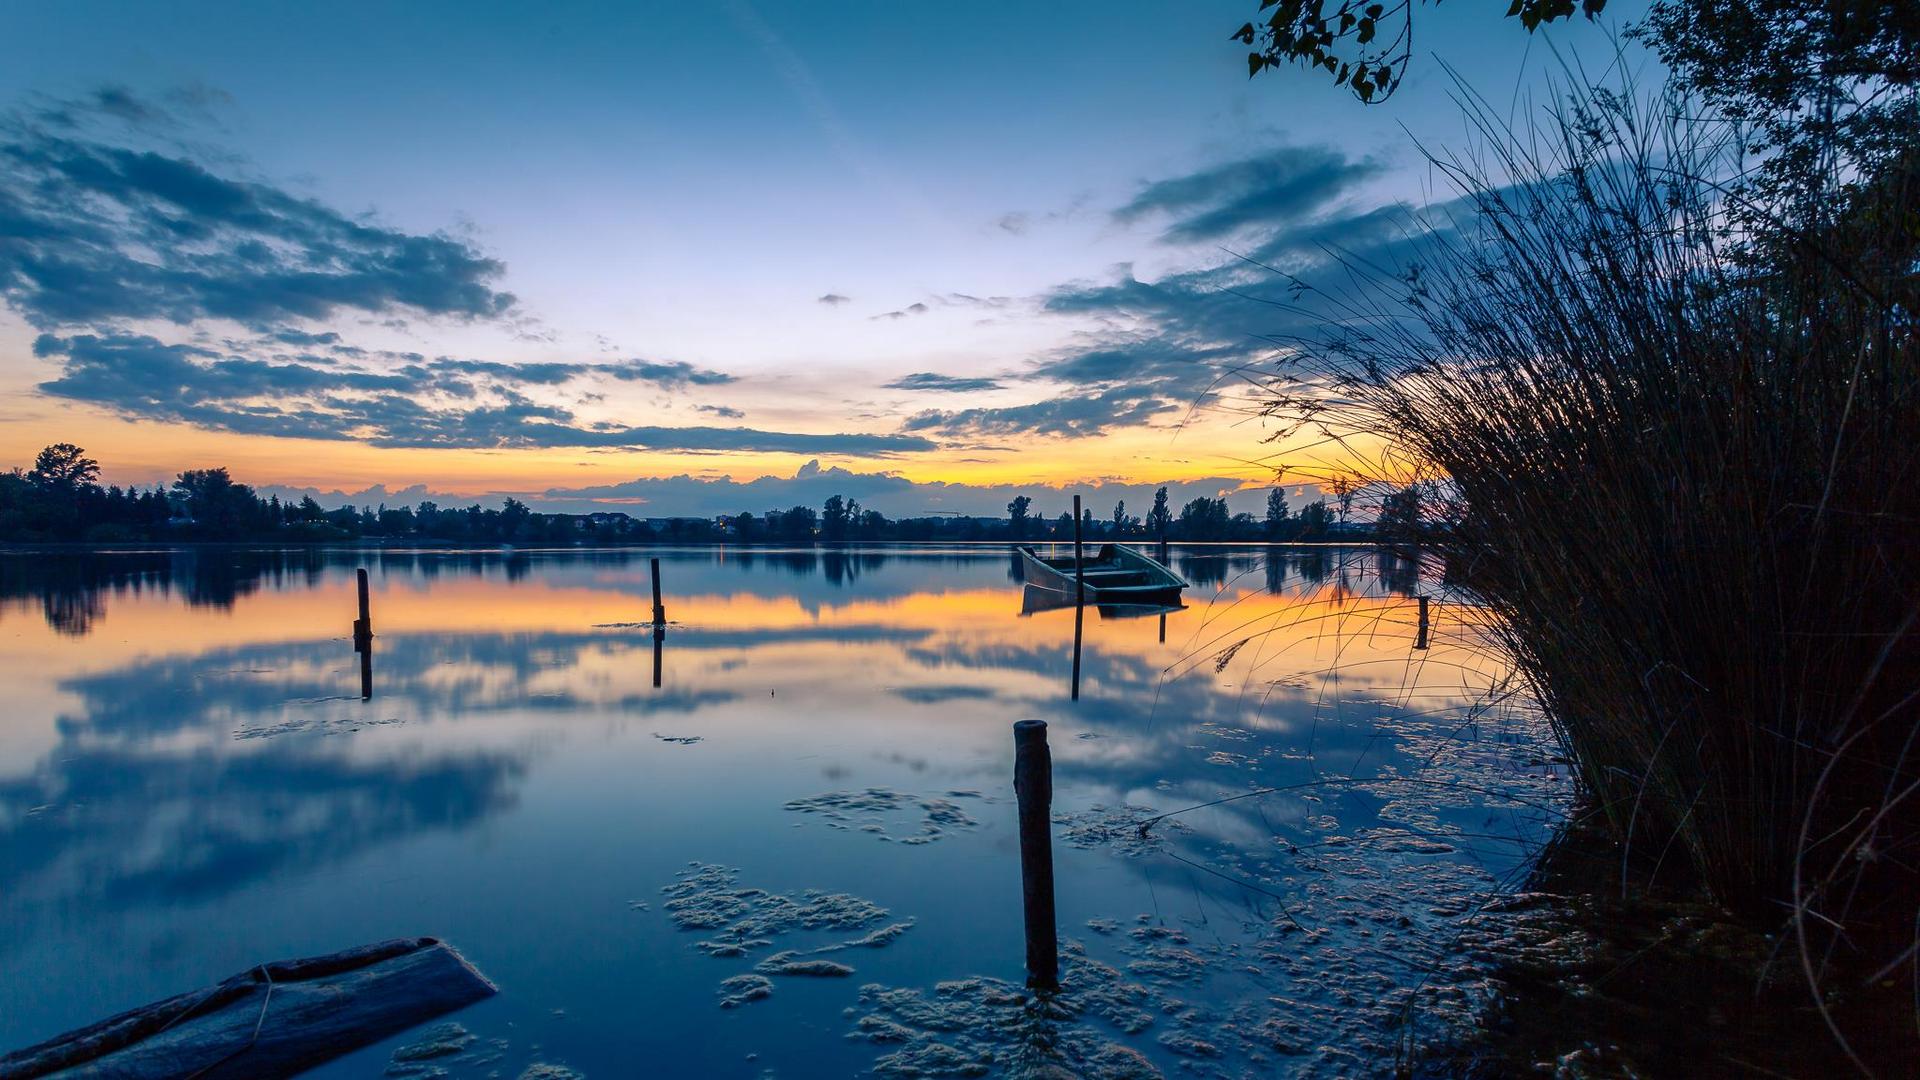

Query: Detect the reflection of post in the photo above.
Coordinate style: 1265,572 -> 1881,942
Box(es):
1158,611 -> 1166,644
651,557 -> 666,626
359,641 -> 373,700
1012,720 -> 1059,992
1415,595 -> 1430,650
353,568 -> 372,651
1070,600 -> 1083,701
652,625 -> 664,688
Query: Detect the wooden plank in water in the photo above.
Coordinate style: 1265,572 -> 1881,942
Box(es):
0,937 -> 496,1080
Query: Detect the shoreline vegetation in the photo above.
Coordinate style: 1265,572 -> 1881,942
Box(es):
0,446 -> 1385,547
1244,5 -> 1918,1069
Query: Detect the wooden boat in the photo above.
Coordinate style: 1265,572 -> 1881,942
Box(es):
1016,544 -> 1187,604
0,938 -> 496,1079
1019,584 -> 1183,619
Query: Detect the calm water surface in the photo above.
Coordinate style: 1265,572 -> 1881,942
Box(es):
0,546 -> 1566,1078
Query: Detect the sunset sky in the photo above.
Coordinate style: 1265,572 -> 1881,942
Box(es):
0,1 -> 1647,517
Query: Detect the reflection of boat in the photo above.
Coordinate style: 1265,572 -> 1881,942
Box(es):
0,938 -> 496,1078
1019,584 -> 1183,619
1016,544 -> 1187,604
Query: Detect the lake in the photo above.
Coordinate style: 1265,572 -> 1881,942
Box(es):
0,545 -> 1568,1078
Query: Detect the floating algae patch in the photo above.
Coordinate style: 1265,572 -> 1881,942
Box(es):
719,973 -> 775,1009
385,1022 -> 510,1077
783,788 -> 983,845
234,714 -> 406,740
659,863 -> 913,1007
1054,805 -> 1189,857
847,947 -> 1206,1078
756,951 -> 856,977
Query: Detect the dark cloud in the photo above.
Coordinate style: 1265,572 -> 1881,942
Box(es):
608,359 -> 735,387
870,302 -> 929,321
902,384 -> 1179,438
0,103 -> 516,328
1113,145 -> 1381,244
697,404 -> 746,419
884,372 -> 1004,393
817,293 -> 851,305
32,332 -> 918,456
531,460 -> 1264,518
879,146 -> 1441,444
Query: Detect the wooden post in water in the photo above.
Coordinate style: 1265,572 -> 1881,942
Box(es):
352,568 -> 372,651
652,624 -> 664,689
650,557 -> 666,626
1158,528 -> 1168,565
1013,719 -> 1059,992
1415,595 -> 1430,650
359,643 -> 373,700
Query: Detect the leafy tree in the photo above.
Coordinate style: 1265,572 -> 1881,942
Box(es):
1295,499 -> 1332,539
1234,0 -> 1605,102
28,444 -> 100,493
1147,486 -> 1172,537
774,504 -> 818,541
1177,496 -> 1232,540
499,497 -> 532,540
1327,475 -> 1357,527
1110,500 -> 1128,536
1377,484 -> 1422,546
822,494 -> 853,541
1007,495 -> 1032,540
1264,487 -> 1289,538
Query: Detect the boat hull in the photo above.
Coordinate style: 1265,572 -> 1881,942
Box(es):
1015,544 -> 1187,604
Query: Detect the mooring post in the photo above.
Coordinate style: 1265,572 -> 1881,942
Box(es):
650,557 -> 666,626
1415,595 -> 1431,650
353,568 -> 372,652
1158,528 -> 1168,565
359,644 -> 373,700
652,624 -> 664,689
1158,611 -> 1166,644
1013,719 -> 1059,992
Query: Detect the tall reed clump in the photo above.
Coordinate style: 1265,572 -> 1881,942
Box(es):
1259,79 -> 1917,1038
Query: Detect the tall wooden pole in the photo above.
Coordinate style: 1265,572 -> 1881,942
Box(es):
1013,720 -> 1058,992
352,568 -> 372,651
650,557 -> 666,626
353,568 -> 373,699
1415,595 -> 1430,650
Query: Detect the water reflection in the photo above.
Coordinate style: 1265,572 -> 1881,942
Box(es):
0,545 -> 1558,1077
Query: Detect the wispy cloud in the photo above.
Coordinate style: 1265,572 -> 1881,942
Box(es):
33,331 -> 922,456
1113,145 -> 1382,244
870,302 -> 929,321
883,372 -> 1003,393
0,100 -> 516,328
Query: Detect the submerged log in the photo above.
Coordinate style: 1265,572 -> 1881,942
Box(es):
0,937 -> 496,1080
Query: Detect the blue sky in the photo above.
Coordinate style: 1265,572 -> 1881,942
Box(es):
0,1 -> 1651,517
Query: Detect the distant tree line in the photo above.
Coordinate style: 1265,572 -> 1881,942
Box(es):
1,445 -> 1412,545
